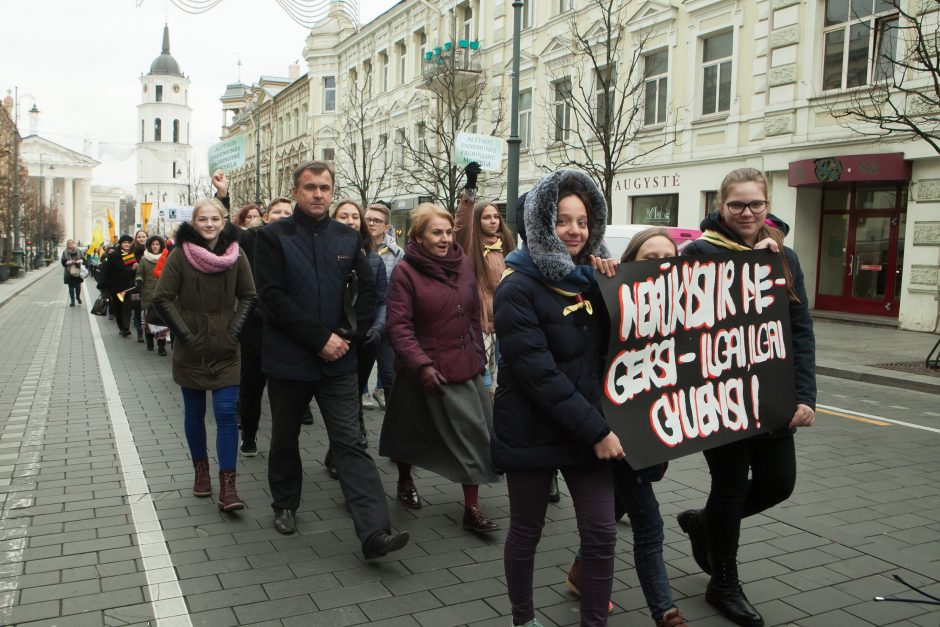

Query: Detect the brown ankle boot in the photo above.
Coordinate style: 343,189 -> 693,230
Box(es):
218,470 -> 246,512
193,459 -> 211,497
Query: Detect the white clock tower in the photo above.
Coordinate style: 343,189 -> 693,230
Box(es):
136,25 -> 192,228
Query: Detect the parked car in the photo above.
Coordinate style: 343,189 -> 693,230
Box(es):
603,225 -> 702,260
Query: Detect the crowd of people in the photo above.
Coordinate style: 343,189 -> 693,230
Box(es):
64,160 -> 813,627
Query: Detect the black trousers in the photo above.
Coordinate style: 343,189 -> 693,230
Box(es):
239,347 -> 267,443
703,432 -> 796,555
112,296 -> 132,334
355,343 -> 378,441
267,374 -> 390,544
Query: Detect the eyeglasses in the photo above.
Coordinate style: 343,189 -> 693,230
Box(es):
365,217 -> 386,225
725,200 -> 768,215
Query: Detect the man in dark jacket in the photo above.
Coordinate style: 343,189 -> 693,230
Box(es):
254,161 -> 409,560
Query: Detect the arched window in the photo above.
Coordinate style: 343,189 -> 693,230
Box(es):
172,120 -> 179,143
154,118 -> 162,142
141,120 -> 144,142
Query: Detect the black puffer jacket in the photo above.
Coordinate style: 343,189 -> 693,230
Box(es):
684,212 -> 816,413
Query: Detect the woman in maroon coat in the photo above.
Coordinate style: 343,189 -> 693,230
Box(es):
380,203 -> 500,534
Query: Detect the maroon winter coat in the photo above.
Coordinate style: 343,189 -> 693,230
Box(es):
387,240 -> 485,384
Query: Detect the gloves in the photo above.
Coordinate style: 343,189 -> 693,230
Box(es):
363,328 -> 381,348
418,365 -> 448,398
464,161 -> 481,190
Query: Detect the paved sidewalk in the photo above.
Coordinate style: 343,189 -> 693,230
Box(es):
0,272 -> 938,626
0,263 -> 59,310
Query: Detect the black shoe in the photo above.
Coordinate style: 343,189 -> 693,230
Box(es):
362,530 -> 410,560
273,509 -> 296,534
324,450 -> 338,480
240,440 -> 257,457
301,407 -> 314,425
548,473 -> 561,503
706,553 -> 764,627
158,344 -> 167,356
69,302 -> 75,307
678,509 -> 711,575
77,298 -> 81,304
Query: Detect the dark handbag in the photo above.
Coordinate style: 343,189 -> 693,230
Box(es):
145,304 -> 165,327
91,293 -> 109,316
68,263 -> 81,278
335,270 -> 358,339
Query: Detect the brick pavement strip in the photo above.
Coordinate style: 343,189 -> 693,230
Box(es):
2,272 -> 940,625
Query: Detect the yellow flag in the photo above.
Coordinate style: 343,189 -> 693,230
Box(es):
106,209 -> 116,244
140,202 -> 153,234
88,227 -> 103,254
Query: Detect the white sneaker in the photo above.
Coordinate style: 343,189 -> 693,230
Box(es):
362,393 -> 376,409
372,388 -> 386,409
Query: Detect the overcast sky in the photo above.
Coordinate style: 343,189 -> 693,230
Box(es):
1,0 -> 398,190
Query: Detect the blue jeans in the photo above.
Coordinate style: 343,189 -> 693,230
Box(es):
181,386 -> 239,471
575,477 -> 675,619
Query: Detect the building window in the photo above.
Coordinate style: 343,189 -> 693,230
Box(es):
644,49 -> 668,126
704,190 -> 718,218
416,30 -> 427,75
322,147 -> 335,161
415,122 -> 427,154
172,161 -> 177,178
154,118 -> 162,142
397,42 -> 407,84
379,133 -> 389,170
155,85 -> 163,102
140,119 -> 144,142
324,76 -> 336,112
380,51 -> 389,92
596,65 -> 616,129
632,194 -> 679,226
172,119 -> 179,143
463,5 -> 474,40
822,0 -> 899,90
522,1 -> 533,30
552,78 -> 572,142
395,128 -> 406,163
364,60 -> 373,98
702,31 -> 732,115
559,0 -> 573,12
519,89 -> 532,150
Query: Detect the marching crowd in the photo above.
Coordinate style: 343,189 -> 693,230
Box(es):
60,161 -> 814,627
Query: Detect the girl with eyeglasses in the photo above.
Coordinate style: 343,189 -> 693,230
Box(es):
676,168 -> 816,627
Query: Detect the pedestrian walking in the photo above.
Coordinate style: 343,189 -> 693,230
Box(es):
493,169 -> 623,627
563,227 -> 688,627
135,235 -> 169,355
254,160 -> 409,560
379,202 -> 500,532
364,202 -> 403,409
100,235 -> 138,337
61,239 -> 84,307
233,204 -> 263,229
676,167 -> 816,627
322,199 -> 387,477
237,196 -> 294,457
151,197 -> 257,511
131,230 -> 149,342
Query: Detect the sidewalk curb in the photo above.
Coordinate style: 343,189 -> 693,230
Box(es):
0,265 -> 57,311
818,365 -> 940,396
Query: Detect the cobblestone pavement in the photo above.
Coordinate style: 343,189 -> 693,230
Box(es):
1,272 -> 939,626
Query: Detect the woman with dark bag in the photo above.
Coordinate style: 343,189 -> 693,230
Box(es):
563,228 -> 688,627
101,235 -> 138,337
61,239 -> 84,307
676,167 -> 815,627
380,203 -> 500,533
493,170 -> 624,627
152,197 -> 257,511
135,235 -> 169,355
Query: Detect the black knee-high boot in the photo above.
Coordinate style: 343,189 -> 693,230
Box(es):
706,552 -> 764,627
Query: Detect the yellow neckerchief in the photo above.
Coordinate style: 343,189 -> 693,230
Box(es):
378,246 -> 390,255
501,268 -> 593,316
482,240 -> 503,257
700,229 -> 752,252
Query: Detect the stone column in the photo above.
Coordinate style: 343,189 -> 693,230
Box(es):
62,176 -> 74,242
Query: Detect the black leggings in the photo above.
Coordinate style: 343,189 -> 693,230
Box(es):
704,433 -> 796,555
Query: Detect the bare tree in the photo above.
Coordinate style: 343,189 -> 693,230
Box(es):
544,0 -> 676,222
397,47 -> 507,212
826,2 -> 940,155
334,78 -> 399,209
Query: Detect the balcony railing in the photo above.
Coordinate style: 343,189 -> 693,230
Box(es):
421,40 -> 482,82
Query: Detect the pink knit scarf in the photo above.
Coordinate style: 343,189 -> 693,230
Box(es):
182,241 -> 240,274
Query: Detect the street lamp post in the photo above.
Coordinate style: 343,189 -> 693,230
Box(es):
38,153 -> 54,267
254,106 -> 261,206
10,87 -> 40,270
505,0 -> 523,235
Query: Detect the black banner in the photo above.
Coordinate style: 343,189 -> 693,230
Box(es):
598,251 -> 796,469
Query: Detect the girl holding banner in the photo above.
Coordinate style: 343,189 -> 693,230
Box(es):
677,167 -> 816,627
493,170 -> 623,627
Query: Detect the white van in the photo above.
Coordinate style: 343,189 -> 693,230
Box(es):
603,225 -> 702,260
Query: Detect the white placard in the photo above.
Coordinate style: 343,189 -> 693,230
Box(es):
455,132 -> 504,172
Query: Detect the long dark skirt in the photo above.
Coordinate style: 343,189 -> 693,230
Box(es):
379,374 -> 499,485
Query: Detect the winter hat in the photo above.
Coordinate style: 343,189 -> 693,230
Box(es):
118,235 -> 134,245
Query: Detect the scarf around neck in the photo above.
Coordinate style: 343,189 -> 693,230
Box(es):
182,241 -> 240,274
143,249 -> 163,263
504,244 -> 597,316
404,240 -> 465,282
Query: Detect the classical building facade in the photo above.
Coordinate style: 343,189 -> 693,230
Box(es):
220,0 -> 940,331
136,26 -> 193,227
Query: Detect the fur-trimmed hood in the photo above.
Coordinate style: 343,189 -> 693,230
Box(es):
176,221 -> 240,255
523,169 -> 609,281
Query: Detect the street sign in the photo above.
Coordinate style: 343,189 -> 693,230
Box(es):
455,132 -> 504,172
167,206 -> 193,222
208,135 -> 248,174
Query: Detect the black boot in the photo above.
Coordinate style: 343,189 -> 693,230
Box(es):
137,327 -> 144,343
157,340 -> 167,356
146,334 -> 154,351
677,509 -> 710,574
706,553 -> 764,627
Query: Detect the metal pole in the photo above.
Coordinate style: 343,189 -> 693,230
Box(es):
254,108 -> 261,205
10,87 -> 23,269
38,154 -> 44,267
505,0 -> 523,236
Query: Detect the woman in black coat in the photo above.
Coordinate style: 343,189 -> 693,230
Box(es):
101,235 -> 138,336
60,239 -> 84,307
676,167 -> 816,627
493,170 -> 624,627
